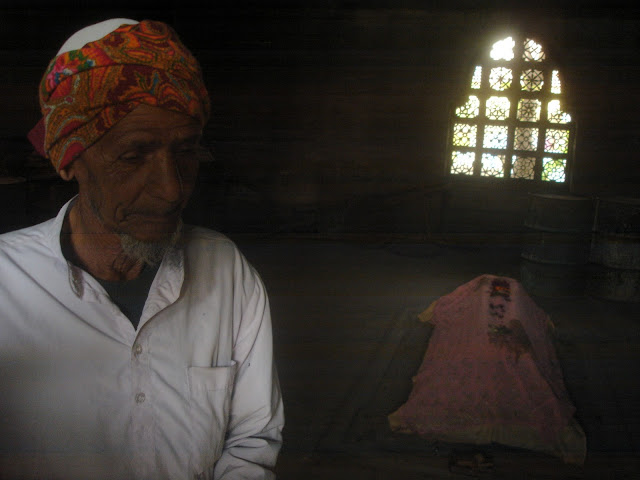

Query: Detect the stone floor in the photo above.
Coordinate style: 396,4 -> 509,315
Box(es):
235,235 -> 640,479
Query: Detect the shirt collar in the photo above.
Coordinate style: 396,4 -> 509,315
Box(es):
45,195 -> 185,306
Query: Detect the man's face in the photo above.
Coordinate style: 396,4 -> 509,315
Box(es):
67,104 -> 202,243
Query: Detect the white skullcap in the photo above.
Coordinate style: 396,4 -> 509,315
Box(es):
56,18 -> 139,55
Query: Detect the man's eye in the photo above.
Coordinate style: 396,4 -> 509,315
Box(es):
119,152 -> 144,163
119,147 -> 154,164
173,144 -> 199,156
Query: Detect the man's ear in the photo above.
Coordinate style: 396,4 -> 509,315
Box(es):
58,163 -> 75,181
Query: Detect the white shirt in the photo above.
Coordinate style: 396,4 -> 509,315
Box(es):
0,198 -> 284,480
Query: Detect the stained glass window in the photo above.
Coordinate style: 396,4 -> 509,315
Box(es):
448,35 -> 574,184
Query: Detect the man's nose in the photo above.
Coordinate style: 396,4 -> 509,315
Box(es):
151,150 -> 183,204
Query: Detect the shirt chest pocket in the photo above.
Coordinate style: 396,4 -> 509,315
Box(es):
187,362 -> 237,479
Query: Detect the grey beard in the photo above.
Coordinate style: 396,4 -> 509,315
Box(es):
118,220 -> 183,267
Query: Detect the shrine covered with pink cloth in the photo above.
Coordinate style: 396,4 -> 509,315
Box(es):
388,274 -> 586,465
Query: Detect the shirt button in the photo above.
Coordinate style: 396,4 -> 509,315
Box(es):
133,344 -> 143,356
135,392 -> 146,404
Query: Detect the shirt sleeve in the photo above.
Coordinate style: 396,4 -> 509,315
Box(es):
213,261 -> 284,479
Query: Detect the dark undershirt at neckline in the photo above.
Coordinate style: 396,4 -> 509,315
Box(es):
96,264 -> 160,330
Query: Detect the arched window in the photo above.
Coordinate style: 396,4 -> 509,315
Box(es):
448,35 -> 574,184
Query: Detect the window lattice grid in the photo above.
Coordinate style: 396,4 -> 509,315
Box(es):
449,34 -> 573,184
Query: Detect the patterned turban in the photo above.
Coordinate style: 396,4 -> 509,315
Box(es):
30,19 -> 210,171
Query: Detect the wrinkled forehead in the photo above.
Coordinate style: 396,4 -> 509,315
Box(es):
102,105 -> 203,146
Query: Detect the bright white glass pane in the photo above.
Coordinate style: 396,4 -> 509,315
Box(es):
455,95 -> 480,118
471,66 -> 482,89
481,153 -> 505,177
548,100 -> 572,123
483,125 -> 509,149
551,70 -> 562,94
523,39 -> 545,62
490,37 -> 515,61
451,151 -> 475,175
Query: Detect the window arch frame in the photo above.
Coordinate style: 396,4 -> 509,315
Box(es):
446,32 -> 576,189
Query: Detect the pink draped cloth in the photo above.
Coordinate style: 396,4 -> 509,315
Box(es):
389,275 -> 585,464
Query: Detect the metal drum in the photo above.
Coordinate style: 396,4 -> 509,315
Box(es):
520,193 -> 594,297
588,197 -> 640,302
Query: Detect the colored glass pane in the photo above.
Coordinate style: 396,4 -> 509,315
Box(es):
542,157 -> 566,182
453,123 -> 477,147
544,129 -> 570,153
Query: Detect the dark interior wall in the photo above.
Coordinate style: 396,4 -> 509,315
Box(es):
1,1 -> 638,234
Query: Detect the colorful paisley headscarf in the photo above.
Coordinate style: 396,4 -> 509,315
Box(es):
30,19 -> 210,171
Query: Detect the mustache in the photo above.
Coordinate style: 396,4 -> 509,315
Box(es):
136,203 -> 183,216
125,204 -> 184,220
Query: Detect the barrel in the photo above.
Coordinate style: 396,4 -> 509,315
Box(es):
520,193 -> 594,297
587,197 -> 640,302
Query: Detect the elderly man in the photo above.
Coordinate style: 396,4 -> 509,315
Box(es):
0,19 -> 283,479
